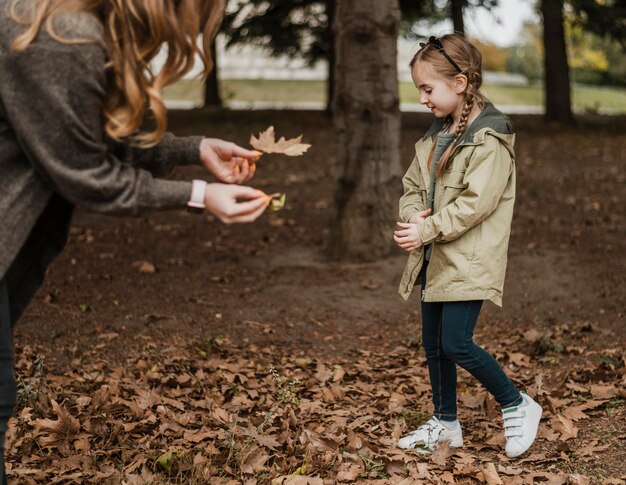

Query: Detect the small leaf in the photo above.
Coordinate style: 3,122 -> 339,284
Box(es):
156,451 -> 173,473
265,193 -> 286,213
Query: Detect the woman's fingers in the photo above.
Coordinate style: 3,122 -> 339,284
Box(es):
227,199 -> 269,224
232,144 -> 262,161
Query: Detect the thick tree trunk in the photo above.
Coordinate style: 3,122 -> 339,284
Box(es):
325,0 -> 336,115
204,43 -> 222,108
450,0 -> 465,35
331,0 -> 402,260
541,0 -> 574,124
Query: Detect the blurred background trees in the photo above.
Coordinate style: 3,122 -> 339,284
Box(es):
192,0 -> 624,256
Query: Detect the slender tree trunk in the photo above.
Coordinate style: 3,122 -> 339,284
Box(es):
450,0 -> 465,35
541,0 -> 574,123
325,0 -> 336,115
331,0 -> 402,260
204,43 -> 222,108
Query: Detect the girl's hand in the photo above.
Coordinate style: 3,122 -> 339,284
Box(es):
204,183 -> 269,224
394,222 -> 424,252
200,138 -> 262,184
408,208 -> 432,224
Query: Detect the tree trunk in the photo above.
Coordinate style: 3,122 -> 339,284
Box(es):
331,0 -> 402,260
541,0 -> 574,124
450,0 -> 465,35
325,0 -> 336,115
204,42 -> 222,108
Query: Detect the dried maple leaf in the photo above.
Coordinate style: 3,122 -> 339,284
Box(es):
250,126 -> 311,156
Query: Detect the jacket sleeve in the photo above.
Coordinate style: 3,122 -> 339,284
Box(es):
398,155 -> 427,223
1,34 -> 192,216
418,134 -> 513,244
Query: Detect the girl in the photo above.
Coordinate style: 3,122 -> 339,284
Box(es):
0,0 -> 270,481
393,34 -> 542,458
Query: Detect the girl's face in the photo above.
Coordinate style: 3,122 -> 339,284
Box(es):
411,61 -> 466,119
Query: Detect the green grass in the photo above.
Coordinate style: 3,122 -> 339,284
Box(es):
163,78 -> 626,114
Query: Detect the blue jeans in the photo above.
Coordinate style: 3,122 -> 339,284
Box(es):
0,280 -> 16,485
421,266 -> 522,420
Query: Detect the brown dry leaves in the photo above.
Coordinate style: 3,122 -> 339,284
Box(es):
6,321 -> 625,484
250,126 -> 311,156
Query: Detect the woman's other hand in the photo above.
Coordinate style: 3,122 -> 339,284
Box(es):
200,138 -> 262,184
204,183 -> 269,224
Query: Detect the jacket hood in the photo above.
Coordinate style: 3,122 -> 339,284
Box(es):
423,103 -> 515,155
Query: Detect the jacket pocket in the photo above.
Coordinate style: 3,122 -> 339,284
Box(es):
441,170 -> 466,207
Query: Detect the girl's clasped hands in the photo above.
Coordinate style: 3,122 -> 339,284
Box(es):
393,208 -> 432,252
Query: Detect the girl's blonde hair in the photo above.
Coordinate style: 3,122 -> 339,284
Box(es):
410,33 -> 487,176
10,0 -> 224,147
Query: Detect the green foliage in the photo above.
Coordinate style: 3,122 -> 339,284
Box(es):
505,22 -> 544,82
223,0 -> 332,65
567,0 -> 626,47
505,15 -> 626,87
223,1 -> 501,66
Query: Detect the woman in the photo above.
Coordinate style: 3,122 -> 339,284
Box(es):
0,1 -> 269,481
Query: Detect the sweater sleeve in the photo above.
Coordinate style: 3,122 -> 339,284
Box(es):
0,33 -> 192,216
109,132 -> 204,178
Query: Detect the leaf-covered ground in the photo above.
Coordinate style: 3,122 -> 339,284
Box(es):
7,111 -> 625,484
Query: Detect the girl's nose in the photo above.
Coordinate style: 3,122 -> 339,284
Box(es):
419,92 -> 428,105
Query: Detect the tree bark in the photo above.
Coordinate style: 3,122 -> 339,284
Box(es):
204,42 -> 222,108
450,0 -> 465,35
325,0 -> 336,115
541,0 -> 574,124
331,0 -> 402,260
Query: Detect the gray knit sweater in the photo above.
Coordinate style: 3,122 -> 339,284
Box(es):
0,3 -> 203,280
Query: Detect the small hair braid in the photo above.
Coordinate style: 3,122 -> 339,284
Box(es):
454,72 -> 477,141
435,70 -> 478,177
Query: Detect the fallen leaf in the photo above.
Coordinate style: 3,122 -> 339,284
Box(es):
481,462 -> 504,485
241,446 -> 269,475
552,414 -> 578,440
250,126 -> 311,156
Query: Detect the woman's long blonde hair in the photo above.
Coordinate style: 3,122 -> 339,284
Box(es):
410,33 -> 488,177
11,0 -> 224,147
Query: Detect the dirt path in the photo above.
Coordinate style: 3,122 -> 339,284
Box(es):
7,110 -> 625,484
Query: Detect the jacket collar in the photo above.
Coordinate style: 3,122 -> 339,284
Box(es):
423,103 -> 513,145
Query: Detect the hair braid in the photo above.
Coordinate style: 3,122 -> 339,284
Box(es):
435,72 -> 477,177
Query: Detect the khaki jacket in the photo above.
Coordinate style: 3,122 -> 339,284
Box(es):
398,104 -> 516,307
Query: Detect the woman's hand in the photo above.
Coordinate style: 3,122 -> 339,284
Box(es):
200,138 -> 262,184
204,183 -> 269,224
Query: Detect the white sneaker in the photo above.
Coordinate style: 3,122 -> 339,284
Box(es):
397,417 -> 463,453
502,393 -> 542,458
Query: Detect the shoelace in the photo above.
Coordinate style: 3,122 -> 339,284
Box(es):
503,408 -> 526,438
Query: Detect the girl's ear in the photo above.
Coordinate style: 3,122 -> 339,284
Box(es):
454,74 -> 468,94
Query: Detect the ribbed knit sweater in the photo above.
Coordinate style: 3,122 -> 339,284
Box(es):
0,2 -> 203,279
